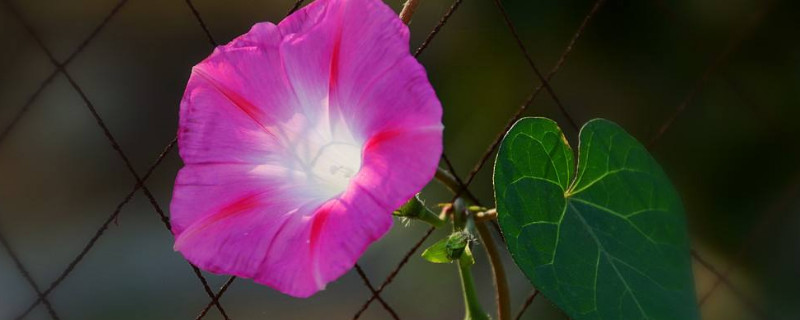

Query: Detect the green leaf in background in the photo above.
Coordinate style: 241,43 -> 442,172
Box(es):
493,117 -> 698,319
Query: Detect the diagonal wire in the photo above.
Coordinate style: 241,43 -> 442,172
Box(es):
720,74 -> 787,136
13,138 -> 176,319
414,0 -> 463,57
61,0 -> 129,66
646,4 -> 771,148
0,0 -> 127,146
185,0 -> 217,46
0,71 -> 58,144
647,0 -> 786,138
0,0 -> 146,318
490,0 -> 579,132
4,3 -> 231,318
0,230 -> 60,319
355,264 -> 400,319
697,169 -> 800,306
194,253 -> 407,320
188,265 -> 230,319
514,289 -> 539,320
353,226 -> 436,319
286,0 -> 306,16
195,276 -> 236,320
691,251 -> 769,319
184,0 -> 305,49
461,0 -> 606,192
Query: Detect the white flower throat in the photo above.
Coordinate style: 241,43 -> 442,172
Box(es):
307,141 -> 362,196
277,111 -> 364,200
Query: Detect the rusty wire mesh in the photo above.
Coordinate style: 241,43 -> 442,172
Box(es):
1,0 -> 798,319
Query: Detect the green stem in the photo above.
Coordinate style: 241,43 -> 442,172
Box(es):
458,255 -> 491,320
435,166 -> 511,320
417,208 -> 447,228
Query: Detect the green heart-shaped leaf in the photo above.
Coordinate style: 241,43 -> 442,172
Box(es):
494,117 -> 698,319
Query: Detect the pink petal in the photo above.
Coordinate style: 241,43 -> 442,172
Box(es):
172,0 -> 442,298
178,23 -> 299,165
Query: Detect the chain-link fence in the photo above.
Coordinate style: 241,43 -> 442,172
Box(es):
2,0 -> 798,319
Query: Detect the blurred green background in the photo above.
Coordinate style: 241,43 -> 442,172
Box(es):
1,0 -> 799,319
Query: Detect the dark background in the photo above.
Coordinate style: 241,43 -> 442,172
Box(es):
1,0 -> 799,319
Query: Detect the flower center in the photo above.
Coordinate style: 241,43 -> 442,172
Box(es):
277,112 -> 364,200
307,141 -> 362,197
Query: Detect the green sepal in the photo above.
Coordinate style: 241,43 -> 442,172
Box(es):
393,194 -> 445,227
421,231 -> 470,264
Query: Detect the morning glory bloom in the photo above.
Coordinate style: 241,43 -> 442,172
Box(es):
170,0 -> 442,297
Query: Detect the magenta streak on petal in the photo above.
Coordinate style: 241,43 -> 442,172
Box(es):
309,201 -> 333,289
193,67 -> 276,138
174,193 -> 262,250
327,11 -> 343,100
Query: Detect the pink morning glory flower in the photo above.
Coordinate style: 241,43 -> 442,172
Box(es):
170,0 -> 443,297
